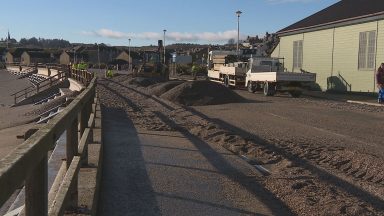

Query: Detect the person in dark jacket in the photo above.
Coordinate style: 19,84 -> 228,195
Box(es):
376,63 -> 384,103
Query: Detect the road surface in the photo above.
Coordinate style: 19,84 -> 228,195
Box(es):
97,76 -> 384,215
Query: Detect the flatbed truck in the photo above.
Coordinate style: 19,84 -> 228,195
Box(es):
207,51 -> 316,97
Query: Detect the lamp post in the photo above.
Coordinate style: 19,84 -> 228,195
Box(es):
97,43 -> 100,70
163,29 -> 166,64
128,38 -> 131,72
236,10 -> 242,56
74,49 -> 76,64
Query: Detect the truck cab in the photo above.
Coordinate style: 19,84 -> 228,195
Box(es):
245,57 -> 316,97
247,57 -> 284,73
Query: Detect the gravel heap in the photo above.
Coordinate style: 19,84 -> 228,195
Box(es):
160,80 -> 244,106
128,77 -> 166,87
147,80 -> 185,96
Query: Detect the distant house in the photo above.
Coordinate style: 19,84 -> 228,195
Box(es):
271,0 -> 384,92
172,54 -> 192,64
5,48 -> 42,64
21,51 -> 52,65
0,47 -> 7,62
5,52 -> 14,64
59,51 -> 73,65
59,51 -> 88,65
115,51 -> 132,63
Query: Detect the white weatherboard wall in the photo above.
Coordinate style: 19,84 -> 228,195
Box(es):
274,34 -> 304,73
272,19 -> 384,92
333,21 -> 378,92
302,29 -> 334,89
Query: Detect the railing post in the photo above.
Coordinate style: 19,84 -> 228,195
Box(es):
84,71 -> 86,84
68,65 -> 71,79
79,107 -> 87,141
25,154 -> 48,216
66,117 -> 79,208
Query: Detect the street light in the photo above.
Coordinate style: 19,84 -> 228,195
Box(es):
163,29 -> 166,64
74,49 -> 76,64
128,38 -> 131,72
236,10 -> 242,56
97,43 -> 100,70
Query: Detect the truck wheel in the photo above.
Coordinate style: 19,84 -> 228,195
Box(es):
289,90 -> 302,98
263,82 -> 276,96
224,76 -> 230,88
247,81 -> 255,93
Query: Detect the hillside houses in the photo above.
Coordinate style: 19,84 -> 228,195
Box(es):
5,48 -> 43,64
1,40 -> 241,68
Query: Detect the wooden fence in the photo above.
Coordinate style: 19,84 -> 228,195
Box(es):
0,71 -> 100,215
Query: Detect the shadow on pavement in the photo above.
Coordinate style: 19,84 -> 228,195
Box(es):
154,111 -> 294,216
98,106 -> 160,216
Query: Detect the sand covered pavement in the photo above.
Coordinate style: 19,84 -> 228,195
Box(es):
0,70 -> 33,107
97,75 -> 384,215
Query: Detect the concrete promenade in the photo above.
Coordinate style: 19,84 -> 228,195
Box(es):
98,107 -> 290,216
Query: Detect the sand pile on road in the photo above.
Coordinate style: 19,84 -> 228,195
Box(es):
147,80 -> 185,96
128,77 -> 166,87
160,80 -> 244,106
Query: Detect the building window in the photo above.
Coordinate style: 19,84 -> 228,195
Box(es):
358,30 -> 376,70
293,40 -> 303,69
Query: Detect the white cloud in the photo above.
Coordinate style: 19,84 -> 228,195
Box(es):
82,28 -> 242,43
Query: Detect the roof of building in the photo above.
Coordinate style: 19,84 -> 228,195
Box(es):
8,48 -> 43,57
277,0 -> 384,34
25,51 -> 51,58
62,51 -> 88,58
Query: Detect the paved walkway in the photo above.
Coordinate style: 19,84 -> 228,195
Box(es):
0,70 -> 32,106
98,107 -> 291,216
303,90 -> 378,104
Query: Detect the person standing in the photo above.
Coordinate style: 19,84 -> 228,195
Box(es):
376,63 -> 384,103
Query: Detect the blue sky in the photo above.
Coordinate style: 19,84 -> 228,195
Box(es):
0,0 -> 338,46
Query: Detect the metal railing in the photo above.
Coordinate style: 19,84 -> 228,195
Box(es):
0,76 -> 98,215
338,72 -> 352,92
8,64 -> 94,105
11,71 -> 67,104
